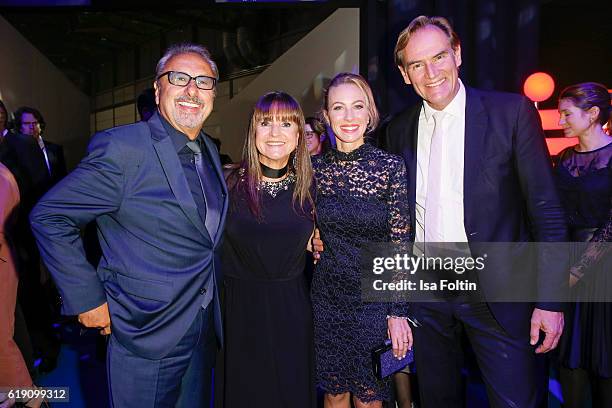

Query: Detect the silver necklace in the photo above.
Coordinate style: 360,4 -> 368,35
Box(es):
257,173 -> 296,197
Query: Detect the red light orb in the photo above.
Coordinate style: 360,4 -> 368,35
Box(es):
523,72 -> 555,102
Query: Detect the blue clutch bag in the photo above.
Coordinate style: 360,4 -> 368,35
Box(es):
371,339 -> 414,379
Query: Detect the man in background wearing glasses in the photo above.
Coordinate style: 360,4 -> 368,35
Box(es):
30,43 -> 228,407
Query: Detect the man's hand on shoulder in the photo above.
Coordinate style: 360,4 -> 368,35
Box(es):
530,308 -> 564,354
79,302 -> 111,336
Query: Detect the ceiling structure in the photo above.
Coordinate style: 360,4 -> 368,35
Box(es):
1,0 -> 610,99
0,1 -> 339,95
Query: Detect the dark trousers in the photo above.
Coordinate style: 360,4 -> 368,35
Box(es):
412,301 -> 543,408
107,306 -> 216,407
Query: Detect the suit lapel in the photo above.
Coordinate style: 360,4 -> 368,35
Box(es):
148,114 -> 211,242
402,105 -> 421,234
463,87 -> 488,240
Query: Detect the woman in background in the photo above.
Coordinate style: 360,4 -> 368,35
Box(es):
0,163 -> 41,408
555,82 -> 612,408
222,91 -> 316,408
305,116 -> 329,156
311,73 -> 412,408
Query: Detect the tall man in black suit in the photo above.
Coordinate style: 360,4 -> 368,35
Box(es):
31,43 -> 227,407
383,16 -> 568,407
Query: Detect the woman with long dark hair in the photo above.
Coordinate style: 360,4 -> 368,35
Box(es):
222,91 -> 316,407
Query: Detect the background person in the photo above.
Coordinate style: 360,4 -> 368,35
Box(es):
305,115 -> 329,156
555,81 -> 612,408
137,88 -> 157,122
312,72 -> 412,408
0,163 -> 40,408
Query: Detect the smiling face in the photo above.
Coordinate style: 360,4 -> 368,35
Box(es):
558,98 -> 594,138
398,25 -> 462,111
255,116 -> 299,170
325,83 -> 370,152
154,52 -> 215,140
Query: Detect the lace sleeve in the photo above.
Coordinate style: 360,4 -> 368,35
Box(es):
386,158 -> 411,244
570,198 -> 612,282
386,157 -> 412,317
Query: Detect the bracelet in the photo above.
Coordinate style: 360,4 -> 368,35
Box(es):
570,269 -> 584,279
387,314 -> 421,327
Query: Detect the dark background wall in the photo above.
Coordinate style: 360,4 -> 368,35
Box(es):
363,0 -> 611,119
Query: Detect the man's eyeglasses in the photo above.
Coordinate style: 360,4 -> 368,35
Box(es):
157,71 -> 216,90
22,121 -> 40,127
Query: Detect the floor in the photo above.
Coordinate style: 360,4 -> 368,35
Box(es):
36,322 -> 569,408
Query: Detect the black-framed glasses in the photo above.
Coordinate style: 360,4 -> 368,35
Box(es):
157,71 -> 217,90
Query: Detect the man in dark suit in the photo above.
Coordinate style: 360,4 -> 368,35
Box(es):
30,43 -> 227,407
383,16 -> 568,407
14,107 -> 67,185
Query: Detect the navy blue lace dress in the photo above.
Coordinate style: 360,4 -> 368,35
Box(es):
311,143 -> 411,402
555,141 -> 612,377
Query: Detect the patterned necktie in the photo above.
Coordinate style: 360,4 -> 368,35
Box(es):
186,140 -> 220,239
425,111 -> 445,243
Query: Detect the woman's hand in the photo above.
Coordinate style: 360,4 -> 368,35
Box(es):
387,317 -> 413,360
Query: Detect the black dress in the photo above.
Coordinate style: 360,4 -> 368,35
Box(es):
222,171 -> 316,407
555,141 -> 612,377
311,144 -> 411,402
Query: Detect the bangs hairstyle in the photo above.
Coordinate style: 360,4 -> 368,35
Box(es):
559,82 -> 612,128
236,91 -> 313,219
322,72 -> 380,134
394,15 -> 460,68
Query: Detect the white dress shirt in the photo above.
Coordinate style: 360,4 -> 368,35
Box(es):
415,80 -> 468,244
37,135 -> 52,175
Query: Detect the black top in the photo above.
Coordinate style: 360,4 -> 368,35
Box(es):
555,141 -> 612,231
221,172 -> 315,408
555,140 -> 612,376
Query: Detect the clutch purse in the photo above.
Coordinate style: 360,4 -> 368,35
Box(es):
371,339 -> 414,379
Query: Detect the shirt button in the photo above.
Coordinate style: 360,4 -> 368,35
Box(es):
200,288 -> 206,295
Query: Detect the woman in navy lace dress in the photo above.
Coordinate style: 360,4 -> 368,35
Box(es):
555,82 -> 612,408
311,73 -> 413,407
